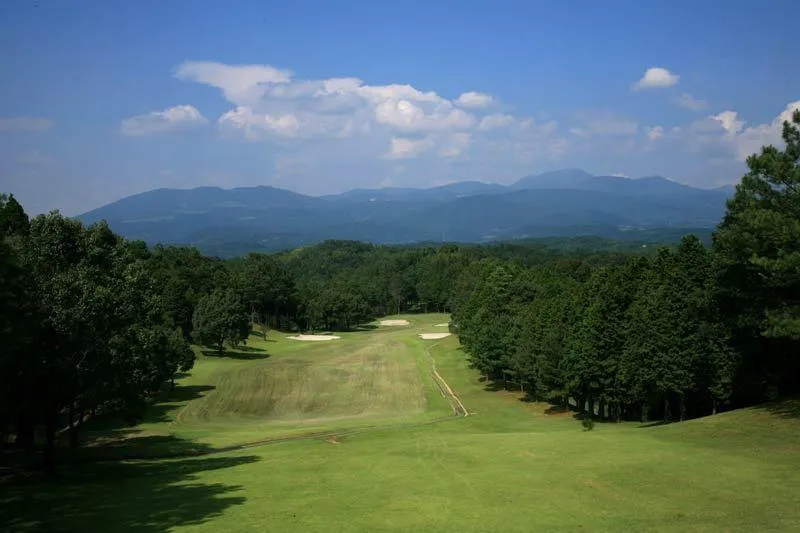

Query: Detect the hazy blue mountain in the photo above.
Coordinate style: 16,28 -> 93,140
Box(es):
76,169 -> 735,256
511,168 -> 594,189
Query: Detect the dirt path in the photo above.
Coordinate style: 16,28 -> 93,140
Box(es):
426,341 -> 469,417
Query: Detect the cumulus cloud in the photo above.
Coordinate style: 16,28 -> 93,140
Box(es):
374,99 -> 474,132
455,91 -> 494,108
0,116 -> 53,132
174,61 -> 292,106
633,67 -> 680,90
647,125 -> 665,141
658,101 -> 800,162
121,105 -> 207,136
711,110 -> 745,135
386,137 -> 435,159
674,92 -> 707,111
438,132 -> 472,157
172,60 -> 567,162
478,113 -> 514,131
722,101 -> 800,160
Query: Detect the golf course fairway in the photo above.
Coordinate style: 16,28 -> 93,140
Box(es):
2,314 -> 799,532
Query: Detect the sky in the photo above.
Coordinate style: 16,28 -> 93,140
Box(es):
1,0 -> 799,216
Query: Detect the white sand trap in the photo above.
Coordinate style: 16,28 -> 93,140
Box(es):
418,332 -> 452,340
380,319 -> 410,326
434,323 -> 449,327
287,334 -> 341,341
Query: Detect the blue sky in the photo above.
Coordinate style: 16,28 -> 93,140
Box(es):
1,0 -> 799,215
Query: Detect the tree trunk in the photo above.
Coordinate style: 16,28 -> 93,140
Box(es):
598,398 -> 606,421
68,403 -> 79,449
44,411 -> 57,477
679,394 -> 687,421
640,401 -> 648,423
615,402 -> 622,423
663,397 -> 671,422
15,416 -> 34,450
587,396 -> 595,418
712,398 -> 717,416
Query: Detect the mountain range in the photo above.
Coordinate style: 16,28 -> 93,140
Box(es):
78,169 -> 735,257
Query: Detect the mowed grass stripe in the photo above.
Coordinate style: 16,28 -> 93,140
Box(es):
89,314 -> 454,450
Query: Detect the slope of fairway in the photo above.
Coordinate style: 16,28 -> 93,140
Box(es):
3,317 -> 800,532
81,314 -> 455,450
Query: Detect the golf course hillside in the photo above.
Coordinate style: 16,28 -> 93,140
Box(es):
2,315 -> 800,532
84,314 -> 459,452
3,114 -> 800,531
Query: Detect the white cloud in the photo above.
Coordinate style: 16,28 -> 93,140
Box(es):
0,116 -> 53,132
170,60 -> 574,170
374,99 -> 474,132
611,172 -> 628,178
711,110 -> 744,135
674,92 -> 707,111
456,91 -> 494,108
659,101 -> 800,162
385,137 -> 435,159
218,107 -> 302,139
438,133 -> 472,157
725,101 -> 800,160
121,105 -> 207,136
478,113 -> 514,131
647,125 -> 665,141
633,67 -> 680,90
174,61 -> 292,106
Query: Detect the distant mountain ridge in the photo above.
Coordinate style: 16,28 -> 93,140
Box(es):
78,170 -> 736,257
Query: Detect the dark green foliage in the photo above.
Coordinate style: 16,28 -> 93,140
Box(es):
581,417 -> 595,431
192,289 -> 251,353
0,210 -> 194,473
714,109 -> 800,400
0,193 -> 29,237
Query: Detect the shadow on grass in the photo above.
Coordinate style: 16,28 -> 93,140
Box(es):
752,398 -> 800,420
248,329 -> 277,341
0,452 -> 259,532
201,348 -> 271,361
83,385 -> 216,431
69,431 -> 223,462
637,420 -> 670,428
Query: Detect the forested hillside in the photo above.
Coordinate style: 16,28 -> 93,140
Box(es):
1,111 -> 798,475
76,170 -> 731,257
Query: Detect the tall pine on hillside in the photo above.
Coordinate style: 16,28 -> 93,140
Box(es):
714,108 -> 800,401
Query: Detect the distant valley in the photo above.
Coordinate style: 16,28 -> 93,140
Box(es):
78,169 -> 734,256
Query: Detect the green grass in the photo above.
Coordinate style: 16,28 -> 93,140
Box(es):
2,315 -> 800,532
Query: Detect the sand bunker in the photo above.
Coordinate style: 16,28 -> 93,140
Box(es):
418,333 -> 452,340
380,319 -> 410,326
287,334 -> 341,341
434,323 -> 449,327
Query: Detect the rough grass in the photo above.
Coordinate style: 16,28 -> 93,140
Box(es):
2,315 -> 800,532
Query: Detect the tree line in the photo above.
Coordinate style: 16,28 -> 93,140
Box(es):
1,110 -> 797,471
452,111 -> 800,421
0,195 -> 632,472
